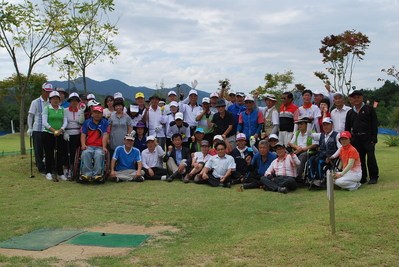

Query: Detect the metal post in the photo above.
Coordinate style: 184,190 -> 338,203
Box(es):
63,60 -> 75,95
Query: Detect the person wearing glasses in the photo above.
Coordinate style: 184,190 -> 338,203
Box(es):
279,92 -> 299,146
103,95 -> 115,119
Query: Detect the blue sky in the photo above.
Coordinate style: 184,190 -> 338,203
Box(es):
1,0 -> 399,95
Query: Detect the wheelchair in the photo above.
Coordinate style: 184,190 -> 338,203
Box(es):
73,146 -> 110,184
304,153 -> 341,190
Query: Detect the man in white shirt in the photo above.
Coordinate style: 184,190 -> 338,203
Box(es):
330,92 -> 351,133
147,94 -> 167,150
258,93 -> 279,138
179,90 -> 202,142
141,136 -> 167,180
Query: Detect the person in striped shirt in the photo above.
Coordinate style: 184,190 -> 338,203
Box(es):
260,143 -> 300,194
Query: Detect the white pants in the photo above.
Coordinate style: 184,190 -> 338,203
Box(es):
279,131 -> 293,147
115,169 -> 145,182
334,170 -> 362,190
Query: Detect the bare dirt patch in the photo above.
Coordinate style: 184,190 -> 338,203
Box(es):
0,223 -> 179,262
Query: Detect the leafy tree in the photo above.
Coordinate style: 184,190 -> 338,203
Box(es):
50,2 -> 119,94
378,65 -> 399,83
314,29 -> 370,95
0,0 -> 115,154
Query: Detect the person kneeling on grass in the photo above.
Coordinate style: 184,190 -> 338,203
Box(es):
141,136 -> 167,180
328,131 -> 362,191
182,140 -> 212,183
110,134 -> 145,182
260,142 -> 300,194
195,142 -> 236,188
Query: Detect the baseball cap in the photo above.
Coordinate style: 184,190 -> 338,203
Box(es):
313,90 -> 325,96
229,90 -> 236,96
42,83 -> 53,92
210,92 -> 219,98
195,128 -> 205,134
87,93 -> 96,100
56,87 -> 68,98
202,97 -> 210,104
175,112 -> 184,120
169,101 -> 178,107
168,91 -> 177,96
146,135 -> 156,142
88,100 -> 100,107
49,91 -> 60,99
339,131 -> 352,139
124,134 -> 134,141
322,117 -> 334,124
114,92 -> 124,100
274,142 -> 285,149
236,92 -> 245,97
244,95 -> 254,102
333,92 -> 344,98
135,121 -> 146,128
135,92 -> 145,99
67,92 -> 80,102
295,116 -> 309,124
213,135 -> 223,141
200,140 -> 210,146
236,133 -> 247,141
268,134 -> 279,141
264,93 -> 277,101
215,98 -> 226,107
189,89 -> 198,96
348,90 -> 363,97
93,106 -> 103,112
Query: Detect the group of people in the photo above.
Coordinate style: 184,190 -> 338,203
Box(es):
27,81 -> 379,192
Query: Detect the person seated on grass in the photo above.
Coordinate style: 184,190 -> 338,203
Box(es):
328,131 -> 362,191
267,134 -> 280,154
183,140 -> 212,183
237,140 -> 277,192
260,143 -> 300,194
163,133 -> 192,182
80,105 -> 109,181
230,133 -> 254,185
141,136 -> 167,180
195,142 -> 236,188
189,128 -> 206,155
208,135 -> 232,156
167,112 -> 190,147
288,116 -> 318,182
110,133 -> 144,182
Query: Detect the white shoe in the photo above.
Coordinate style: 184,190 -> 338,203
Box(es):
58,175 -> 68,181
46,173 -> 53,180
67,170 -> 72,179
161,175 -> 167,181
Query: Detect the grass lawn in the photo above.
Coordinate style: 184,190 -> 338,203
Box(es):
0,133 -> 398,266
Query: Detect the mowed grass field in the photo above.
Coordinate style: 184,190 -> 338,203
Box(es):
0,133 -> 398,266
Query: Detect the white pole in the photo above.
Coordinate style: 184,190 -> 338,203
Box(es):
11,120 -> 15,133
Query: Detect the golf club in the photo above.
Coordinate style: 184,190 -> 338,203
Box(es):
29,136 -> 34,178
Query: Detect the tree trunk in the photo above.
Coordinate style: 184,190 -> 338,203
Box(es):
83,67 -> 87,94
19,94 -> 26,155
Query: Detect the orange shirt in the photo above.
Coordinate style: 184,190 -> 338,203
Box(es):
340,144 -> 361,172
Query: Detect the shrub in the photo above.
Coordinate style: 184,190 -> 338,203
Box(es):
383,135 -> 399,147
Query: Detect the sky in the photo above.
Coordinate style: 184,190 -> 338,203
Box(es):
2,0 -> 399,95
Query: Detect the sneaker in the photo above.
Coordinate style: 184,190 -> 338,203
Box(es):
63,169 -> 69,177
93,175 -> 102,180
277,187 -> 288,194
80,175 -> 90,181
58,175 -> 68,181
133,177 -> 144,182
161,175 -> 167,181
46,173 -> 53,180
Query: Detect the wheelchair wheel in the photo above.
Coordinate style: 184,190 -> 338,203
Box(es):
73,147 -> 81,183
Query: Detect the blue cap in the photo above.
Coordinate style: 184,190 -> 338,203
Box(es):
195,128 -> 205,134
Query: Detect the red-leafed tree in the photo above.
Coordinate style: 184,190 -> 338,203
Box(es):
314,29 -> 370,95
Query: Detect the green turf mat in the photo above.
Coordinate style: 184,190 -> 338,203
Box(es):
0,229 -> 86,251
63,232 -> 151,247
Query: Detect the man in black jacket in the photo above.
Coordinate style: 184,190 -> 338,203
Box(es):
345,90 -> 379,184
163,133 -> 192,182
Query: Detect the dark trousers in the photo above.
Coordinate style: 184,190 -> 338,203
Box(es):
260,175 -> 297,192
42,132 -> 66,175
63,134 -> 80,167
242,173 -> 263,189
352,134 -> 379,182
143,167 -> 167,180
32,131 -> 46,172
206,171 -> 231,187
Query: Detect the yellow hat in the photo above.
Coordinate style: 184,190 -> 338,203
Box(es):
135,92 -> 145,99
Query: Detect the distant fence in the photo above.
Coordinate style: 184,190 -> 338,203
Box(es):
378,128 -> 398,136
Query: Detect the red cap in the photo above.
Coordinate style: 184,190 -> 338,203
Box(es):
93,106 -> 103,112
339,131 -> 352,139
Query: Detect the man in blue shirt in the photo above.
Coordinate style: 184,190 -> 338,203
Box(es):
110,134 -> 144,182
237,140 -> 277,191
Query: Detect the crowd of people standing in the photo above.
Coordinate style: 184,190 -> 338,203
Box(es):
27,81 -> 379,192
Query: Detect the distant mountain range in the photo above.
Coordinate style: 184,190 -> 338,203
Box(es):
49,77 -> 211,103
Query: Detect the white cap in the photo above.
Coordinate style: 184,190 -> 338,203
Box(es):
42,83 -> 53,91
264,93 -> 277,101
322,117 -> 334,124
114,92 -> 124,100
175,112 -> 184,120
229,90 -> 236,95
202,97 -> 210,103
333,92 -> 344,98
168,91 -> 177,96
210,92 -> 219,98
213,135 -> 223,141
244,95 -> 254,102
189,89 -> 198,96
49,91 -> 60,99
169,101 -> 178,107
67,92 -> 80,102
236,133 -> 246,140
88,99 -> 100,107
313,90 -> 325,96
146,135 -> 156,142
268,134 -> 279,140
87,93 -> 96,100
